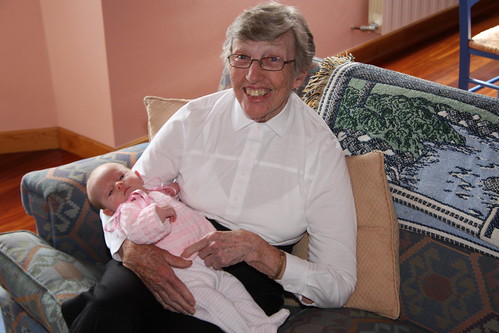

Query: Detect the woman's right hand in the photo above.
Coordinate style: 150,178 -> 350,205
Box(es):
119,239 -> 196,315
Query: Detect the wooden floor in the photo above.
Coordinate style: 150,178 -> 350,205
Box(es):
375,6 -> 499,98
1,150 -> 81,233
1,10 -> 498,234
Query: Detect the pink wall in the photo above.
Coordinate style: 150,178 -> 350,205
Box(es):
0,1 -> 57,131
1,0 -> 378,148
39,0 -> 115,146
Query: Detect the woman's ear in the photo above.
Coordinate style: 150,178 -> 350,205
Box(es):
292,70 -> 307,90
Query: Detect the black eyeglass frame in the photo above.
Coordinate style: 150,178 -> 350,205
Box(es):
227,54 -> 296,71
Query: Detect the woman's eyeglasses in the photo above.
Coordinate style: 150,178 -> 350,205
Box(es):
228,54 -> 295,71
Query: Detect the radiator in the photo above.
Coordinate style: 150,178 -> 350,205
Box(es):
369,0 -> 459,34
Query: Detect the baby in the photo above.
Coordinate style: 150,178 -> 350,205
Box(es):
85,162 -> 289,333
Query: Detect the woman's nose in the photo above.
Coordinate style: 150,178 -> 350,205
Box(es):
246,61 -> 264,83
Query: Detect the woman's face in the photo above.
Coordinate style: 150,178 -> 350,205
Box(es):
229,32 -> 306,122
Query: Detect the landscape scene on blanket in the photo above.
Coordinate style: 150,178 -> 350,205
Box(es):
329,85 -> 498,247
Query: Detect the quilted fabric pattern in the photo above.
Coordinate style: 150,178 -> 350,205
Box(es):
21,143 -> 147,263
0,231 -> 104,333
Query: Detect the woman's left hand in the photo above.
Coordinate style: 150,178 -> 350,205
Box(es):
181,230 -> 262,270
182,229 -> 285,280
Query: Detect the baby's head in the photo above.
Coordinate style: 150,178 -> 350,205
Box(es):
86,162 -> 144,216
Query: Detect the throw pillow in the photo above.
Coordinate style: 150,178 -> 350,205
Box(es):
144,96 -> 190,141
291,152 -> 400,319
343,151 -> 400,319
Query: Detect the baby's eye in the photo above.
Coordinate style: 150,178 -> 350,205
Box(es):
108,189 -> 114,197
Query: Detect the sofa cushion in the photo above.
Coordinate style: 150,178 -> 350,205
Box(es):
0,287 -> 48,333
279,307 -> 427,332
398,230 -> 499,333
0,231 -> 104,333
144,96 -> 400,319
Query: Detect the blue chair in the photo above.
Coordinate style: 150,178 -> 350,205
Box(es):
458,0 -> 499,95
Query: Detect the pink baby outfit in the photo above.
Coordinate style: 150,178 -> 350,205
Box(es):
110,185 -> 289,333
113,186 -> 215,259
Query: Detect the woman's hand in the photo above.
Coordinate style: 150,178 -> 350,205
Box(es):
181,230 -> 283,278
119,239 -> 195,315
181,230 -> 251,269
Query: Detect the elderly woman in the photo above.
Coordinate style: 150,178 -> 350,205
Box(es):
62,2 -> 357,332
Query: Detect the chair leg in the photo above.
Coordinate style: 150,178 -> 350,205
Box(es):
458,47 -> 471,90
458,0 -> 472,91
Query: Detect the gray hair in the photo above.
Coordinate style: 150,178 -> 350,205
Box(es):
222,1 -> 315,74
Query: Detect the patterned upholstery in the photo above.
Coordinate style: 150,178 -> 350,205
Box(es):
0,144 -> 146,333
281,230 -> 499,332
0,231 -> 103,332
21,143 -> 147,263
1,59 -> 498,333
398,231 -> 498,332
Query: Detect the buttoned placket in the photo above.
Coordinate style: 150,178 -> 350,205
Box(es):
225,122 -> 266,218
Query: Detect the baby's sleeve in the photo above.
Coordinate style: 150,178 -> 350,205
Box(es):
120,203 -> 172,244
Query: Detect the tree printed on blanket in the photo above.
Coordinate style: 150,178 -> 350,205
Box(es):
330,85 -> 497,187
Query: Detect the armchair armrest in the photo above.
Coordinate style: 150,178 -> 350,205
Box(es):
21,143 -> 149,263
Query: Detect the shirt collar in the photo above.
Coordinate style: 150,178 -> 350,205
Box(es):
231,93 -> 294,138
232,99 -> 253,131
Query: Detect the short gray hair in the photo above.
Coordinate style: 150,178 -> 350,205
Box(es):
222,1 -> 315,74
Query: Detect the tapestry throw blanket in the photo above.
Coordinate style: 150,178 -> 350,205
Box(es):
317,62 -> 499,258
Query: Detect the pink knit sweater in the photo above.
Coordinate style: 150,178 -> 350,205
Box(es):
112,188 -> 215,258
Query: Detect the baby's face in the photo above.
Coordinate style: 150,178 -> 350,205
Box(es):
89,163 -> 144,214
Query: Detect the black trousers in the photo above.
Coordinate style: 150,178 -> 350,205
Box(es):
61,220 -> 292,333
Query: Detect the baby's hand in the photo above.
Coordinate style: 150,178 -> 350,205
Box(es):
156,205 -> 177,223
163,183 -> 180,197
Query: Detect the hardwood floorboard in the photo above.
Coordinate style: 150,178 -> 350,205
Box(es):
1,10 -> 498,234
0,150 -> 80,233
374,7 -> 499,98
